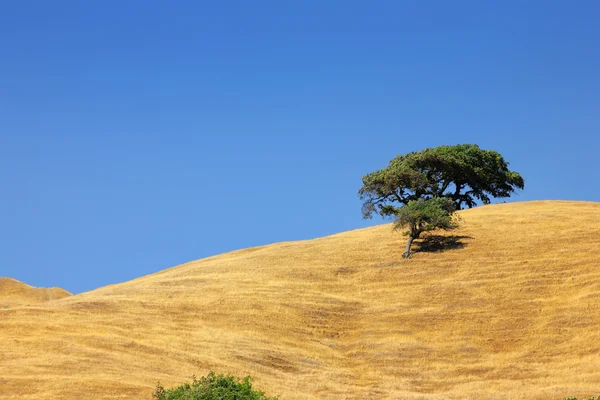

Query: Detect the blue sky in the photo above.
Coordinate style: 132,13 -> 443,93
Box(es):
1,1 -> 598,294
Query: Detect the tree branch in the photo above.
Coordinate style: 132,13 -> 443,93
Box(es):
439,180 -> 451,195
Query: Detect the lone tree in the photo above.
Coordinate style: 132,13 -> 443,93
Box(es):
359,144 -> 524,257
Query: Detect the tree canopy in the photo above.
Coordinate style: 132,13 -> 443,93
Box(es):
359,144 -> 525,219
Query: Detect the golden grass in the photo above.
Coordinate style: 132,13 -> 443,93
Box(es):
0,278 -> 71,306
1,201 -> 600,399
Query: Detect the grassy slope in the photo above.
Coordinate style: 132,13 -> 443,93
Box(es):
1,201 -> 600,399
0,278 -> 71,306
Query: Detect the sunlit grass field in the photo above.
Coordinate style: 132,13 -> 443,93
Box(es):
0,278 -> 71,306
1,201 -> 600,399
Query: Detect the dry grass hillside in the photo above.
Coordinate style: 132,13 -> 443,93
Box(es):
1,201 -> 600,399
0,278 -> 71,306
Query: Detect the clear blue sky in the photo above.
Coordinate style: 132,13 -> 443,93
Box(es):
1,1 -> 598,294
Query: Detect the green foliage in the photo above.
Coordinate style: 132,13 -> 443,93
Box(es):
359,144 -> 524,218
393,197 -> 458,239
153,372 -> 278,400
563,397 -> 600,400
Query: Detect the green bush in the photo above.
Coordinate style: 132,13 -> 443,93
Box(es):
153,371 -> 278,400
563,397 -> 600,400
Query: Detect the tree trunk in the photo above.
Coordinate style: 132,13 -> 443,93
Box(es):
402,235 -> 415,258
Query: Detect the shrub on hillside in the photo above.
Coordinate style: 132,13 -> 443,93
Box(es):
153,371 -> 278,400
563,397 -> 600,400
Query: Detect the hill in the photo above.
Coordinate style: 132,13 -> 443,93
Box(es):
0,277 -> 71,306
1,201 -> 600,399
